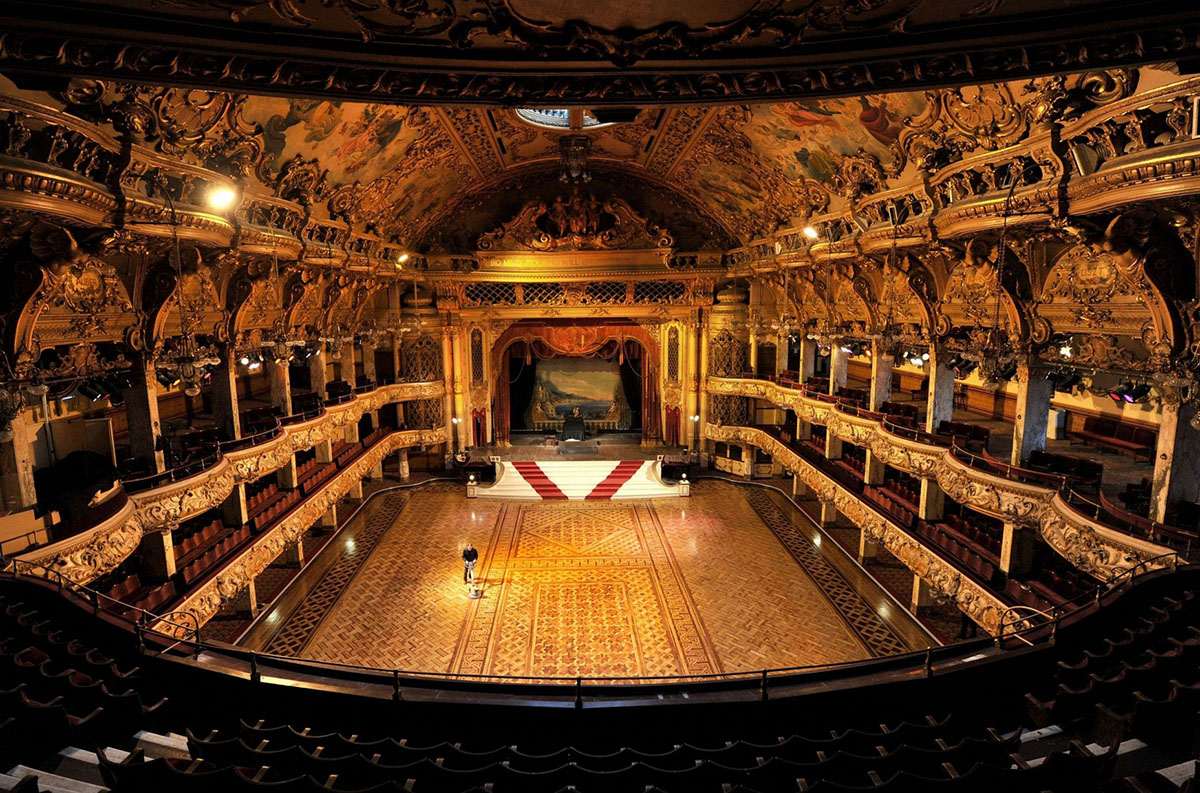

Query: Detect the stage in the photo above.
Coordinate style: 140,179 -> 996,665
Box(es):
257,481 -> 920,680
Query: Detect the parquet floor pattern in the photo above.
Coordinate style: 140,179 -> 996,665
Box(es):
291,484 -> 887,679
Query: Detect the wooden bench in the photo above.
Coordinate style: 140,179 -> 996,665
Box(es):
1072,417 -> 1155,461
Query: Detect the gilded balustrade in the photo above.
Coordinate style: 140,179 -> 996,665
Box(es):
154,426 -> 447,636
0,95 -> 409,273
706,422 -> 1010,635
13,380 -> 445,586
720,78 -> 1200,271
706,376 -> 1176,581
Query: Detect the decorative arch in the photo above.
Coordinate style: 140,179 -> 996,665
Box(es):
1033,241 -> 1176,368
147,249 -> 227,351
935,241 -> 1029,342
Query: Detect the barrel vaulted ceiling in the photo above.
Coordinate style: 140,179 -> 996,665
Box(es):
0,63 -> 1183,253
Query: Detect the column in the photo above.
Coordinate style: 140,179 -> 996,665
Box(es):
280,540 -> 304,567
360,340 -> 377,384
269,359 -> 292,416
864,338 -> 894,486
825,432 -> 842,460
441,328 -> 456,460
798,337 -> 816,384
0,411 -> 39,512
818,499 -> 838,526
1151,401 -> 1200,523
924,345 -> 955,435
999,521 -> 1036,576
315,503 -> 337,529
776,332 -> 787,378
367,457 -> 384,480
272,359 -> 298,490
339,342 -> 356,385
796,413 -> 811,441
698,319 -> 711,460
868,339 -> 894,411
309,349 -> 329,401
222,484 -> 249,528
911,575 -> 936,613
231,579 -> 258,617
858,529 -> 880,563
792,475 -> 808,498
828,344 -> 848,395
397,448 -> 410,482
123,357 -> 165,473
748,330 -> 758,375
344,415 -> 360,444
918,479 -> 945,521
1010,360 -> 1053,466
315,439 -> 333,464
347,478 -> 363,500
210,347 -> 242,440
138,529 -> 176,579
863,453 -> 884,485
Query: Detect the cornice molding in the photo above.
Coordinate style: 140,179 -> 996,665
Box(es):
1,6 -> 1198,105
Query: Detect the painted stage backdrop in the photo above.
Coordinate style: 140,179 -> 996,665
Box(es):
527,358 -> 631,429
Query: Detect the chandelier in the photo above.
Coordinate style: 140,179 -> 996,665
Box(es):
155,180 -> 221,398
559,134 -> 592,184
977,168 -> 1023,384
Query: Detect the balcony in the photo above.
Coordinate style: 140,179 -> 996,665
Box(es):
706,375 -> 1178,584
10,380 -> 445,587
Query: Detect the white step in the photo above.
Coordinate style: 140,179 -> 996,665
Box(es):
4,767 -> 106,793
477,460 -> 683,501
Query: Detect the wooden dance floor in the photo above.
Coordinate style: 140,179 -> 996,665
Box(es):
271,482 -> 911,680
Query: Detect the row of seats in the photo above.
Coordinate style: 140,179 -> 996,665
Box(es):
180,525 -> 251,585
937,420 -> 990,450
913,520 -> 998,585
103,573 -> 177,615
0,590 -> 168,773
174,519 -> 226,567
249,488 -> 302,532
864,485 -> 916,530
1,567 -> 1198,792
1072,417 -> 1156,461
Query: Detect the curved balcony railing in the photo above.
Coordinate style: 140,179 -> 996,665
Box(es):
11,511 -> 1187,698
12,381 -> 446,586
706,375 -> 1177,581
0,94 -> 417,272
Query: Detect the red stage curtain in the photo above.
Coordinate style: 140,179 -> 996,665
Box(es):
495,347 -> 512,444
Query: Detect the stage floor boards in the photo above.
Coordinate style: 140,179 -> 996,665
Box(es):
272,481 -> 910,681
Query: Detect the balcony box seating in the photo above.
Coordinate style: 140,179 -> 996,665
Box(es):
1028,450 -> 1103,489
1072,417 -> 1155,461
938,420 -> 990,449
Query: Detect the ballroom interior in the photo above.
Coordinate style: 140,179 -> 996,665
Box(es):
3,2 -> 1200,792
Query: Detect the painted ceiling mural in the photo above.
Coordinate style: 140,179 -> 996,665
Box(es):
1,63 -> 1181,253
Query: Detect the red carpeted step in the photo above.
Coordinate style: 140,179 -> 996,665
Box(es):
586,461 -> 644,500
511,461 -> 567,499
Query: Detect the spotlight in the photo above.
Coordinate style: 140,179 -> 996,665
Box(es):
1058,344 -> 1073,359
78,381 -> 106,402
952,358 -> 978,378
238,353 -> 251,366
921,352 -> 930,361
156,370 -> 180,389
205,184 -> 239,212
1048,369 -> 1082,393
396,253 -> 410,268
802,225 -> 819,240
1127,383 -> 1151,402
